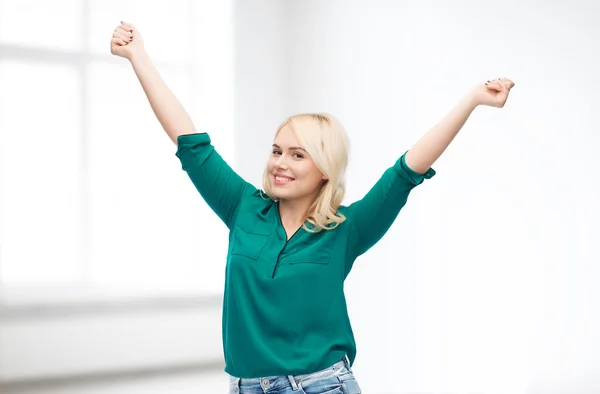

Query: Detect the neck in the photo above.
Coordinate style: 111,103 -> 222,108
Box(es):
277,195 -> 316,227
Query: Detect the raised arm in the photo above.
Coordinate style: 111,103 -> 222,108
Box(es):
405,77 -> 515,173
110,21 -> 196,146
348,77 -> 515,258
110,22 -> 256,228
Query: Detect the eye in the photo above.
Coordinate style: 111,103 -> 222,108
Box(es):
293,152 -> 304,159
272,149 -> 282,155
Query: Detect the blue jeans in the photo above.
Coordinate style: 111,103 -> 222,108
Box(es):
228,355 -> 362,393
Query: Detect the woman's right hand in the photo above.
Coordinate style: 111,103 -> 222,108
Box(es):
110,21 -> 144,60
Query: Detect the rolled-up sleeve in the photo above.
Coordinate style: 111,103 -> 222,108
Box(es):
347,150 -> 436,258
175,133 -> 256,229
399,150 -> 437,184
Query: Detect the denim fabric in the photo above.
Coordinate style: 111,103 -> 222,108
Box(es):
228,355 -> 361,394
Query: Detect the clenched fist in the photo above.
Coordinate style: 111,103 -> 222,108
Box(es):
468,77 -> 516,108
110,21 -> 144,60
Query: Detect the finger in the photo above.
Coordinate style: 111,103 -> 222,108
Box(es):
111,37 -> 128,46
113,30 -> 132,42
498,77 -> 515,91
115,27 -> 133,39
485,80 -> 502,92
492,79 -> 504,89
113,32 -> 131,43
498,80 -> 510,95
501,78 -> 515,90
116,26 -> 132,36
111,37 -> 127,46
120,21 -> 135,31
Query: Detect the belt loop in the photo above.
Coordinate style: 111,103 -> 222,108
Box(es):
231,377 -> 240,393
343,354 -> 351,370
287,375 -> 300,390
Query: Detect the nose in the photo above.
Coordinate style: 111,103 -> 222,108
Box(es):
275,154 -> 289,170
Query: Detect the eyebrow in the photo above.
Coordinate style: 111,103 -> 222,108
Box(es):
272,144 -> 306,152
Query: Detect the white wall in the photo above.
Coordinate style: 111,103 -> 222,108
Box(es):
236,1 -> 600,393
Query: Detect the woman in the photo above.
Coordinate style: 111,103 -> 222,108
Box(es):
111,21 -> 514,394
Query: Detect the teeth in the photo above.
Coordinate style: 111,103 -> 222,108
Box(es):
275,176 -> 293,182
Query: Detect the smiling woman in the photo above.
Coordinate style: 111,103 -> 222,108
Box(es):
171,109 -> 435,392
262,114 -> 350,234
112,12 -> 514,393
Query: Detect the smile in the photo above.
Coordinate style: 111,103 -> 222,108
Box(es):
274,175 -> 295,185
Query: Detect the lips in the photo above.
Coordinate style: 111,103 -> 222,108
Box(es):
274,174 -> 295,185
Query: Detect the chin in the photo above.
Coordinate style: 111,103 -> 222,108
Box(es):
270,186 -> 297,201
271,189 -> 291,201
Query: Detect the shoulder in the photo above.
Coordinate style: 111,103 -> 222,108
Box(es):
244,188 -> 274,207
336,204 -> 352,222
234,188 -> 275,223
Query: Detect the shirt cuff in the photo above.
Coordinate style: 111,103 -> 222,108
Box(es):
175,133 -> 213,171
397,150 -> 436,185
175,133 -> 211,152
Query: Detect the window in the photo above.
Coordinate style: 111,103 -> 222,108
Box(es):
0,0 -> 235,302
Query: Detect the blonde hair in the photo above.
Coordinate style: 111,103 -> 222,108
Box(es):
262,113 -> 350,233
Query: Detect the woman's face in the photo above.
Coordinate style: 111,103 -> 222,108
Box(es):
267,124 -> 327,203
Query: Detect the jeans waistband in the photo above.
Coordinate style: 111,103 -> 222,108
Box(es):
230,354 -> 351,390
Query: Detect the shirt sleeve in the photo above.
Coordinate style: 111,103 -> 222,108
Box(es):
175,133 -> 256,229
346,150 -> 436,258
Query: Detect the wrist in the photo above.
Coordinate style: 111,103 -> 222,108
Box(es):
128,49 -> 149,65
462,90 -> 480,111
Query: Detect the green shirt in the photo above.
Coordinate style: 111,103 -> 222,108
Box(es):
175,132 -> 436,378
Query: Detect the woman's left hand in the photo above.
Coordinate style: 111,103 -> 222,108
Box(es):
469,77 -> 515,108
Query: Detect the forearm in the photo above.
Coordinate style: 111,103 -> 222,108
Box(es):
129,50 -> 197,145
405,93 -> 478,174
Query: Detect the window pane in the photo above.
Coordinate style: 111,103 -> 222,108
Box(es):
0,0 -> 82,50
0,61 -> 82,283
88,0 -> 191,64
87,62 -> 227,294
